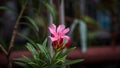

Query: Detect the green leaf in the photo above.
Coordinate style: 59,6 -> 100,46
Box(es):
42,38 -> 47,47
26,43 -> 38,59
44,3 -> 56,21
64,59 -> 84,65
55,55 -> 66,64
52,47 -> 76,64
37,44 -> 48,57
52,50 -> 62,63
16,56 -> 32,63
61,47 -> 76,58
54,50 -> 62,58
17,33 -> 36,45
19,23 -> 40,42
37,44 -> 51,60
15,62 -> 27,67
24,16 -> 39,32
0,6 -> 17,14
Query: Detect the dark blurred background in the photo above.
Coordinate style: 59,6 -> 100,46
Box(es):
0,0 -> 120,68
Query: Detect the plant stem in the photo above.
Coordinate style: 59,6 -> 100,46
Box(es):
7,0 -> 28,68
8,0 -> 28,52
0,44 -> 8,55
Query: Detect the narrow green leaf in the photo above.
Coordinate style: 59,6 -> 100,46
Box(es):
44,3 -> 56,21
26,43 -> 38,59
15,62 -> 27,67
17,33 -> 36,45
64,59 -> 84,65
55,55 -> 66,64
16,56 -> 32,63
24,16 -> 39,32
52,50 -> 62,63
54,50 -> 62,58
37,44 -> 51,61
61,47 -> 76,58
42,38 -> 47,47
0,6 -> 17,14
19,23 -> 40,42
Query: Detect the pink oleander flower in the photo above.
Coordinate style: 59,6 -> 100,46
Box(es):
48,24 -> 70,50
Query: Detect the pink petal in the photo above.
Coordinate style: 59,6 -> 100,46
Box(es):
49,28 -> 56,34
49,36 -> 57,41
48,24 -> 56,34
57,24 -> 65,33
49,24 -> 56,29
63,35 -> 70,41
63,28 -> 70,34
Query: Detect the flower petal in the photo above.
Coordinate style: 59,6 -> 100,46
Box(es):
49,36 -> 57,41
63,35 -> 70,41
48,24 -> 56,34
49,24 -> 56,29
63,28 -> 70,34
57,24 -> 65,33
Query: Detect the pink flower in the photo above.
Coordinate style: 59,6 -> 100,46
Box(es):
48,24 -> 70,50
